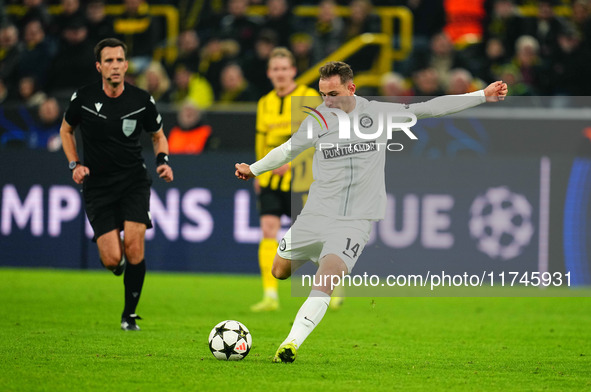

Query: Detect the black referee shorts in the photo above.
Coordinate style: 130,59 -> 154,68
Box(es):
83,166 -> 153,241
258,186 -> 291,217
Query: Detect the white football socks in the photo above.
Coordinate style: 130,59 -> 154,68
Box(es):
281,290 -> 330,349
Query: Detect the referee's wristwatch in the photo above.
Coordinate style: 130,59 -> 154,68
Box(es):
69,160 -> 81,171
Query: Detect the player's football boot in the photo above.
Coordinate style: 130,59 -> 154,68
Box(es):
121,314 -> 142,331
113,238 -> 127,276
112,255 -> 126,276
250,297 -> 279,312
329,295 -> 344,310
272,342 -> 297,363
329,284 -> 345,310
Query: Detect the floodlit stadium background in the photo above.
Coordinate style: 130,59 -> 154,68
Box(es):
1,2 -> 590,288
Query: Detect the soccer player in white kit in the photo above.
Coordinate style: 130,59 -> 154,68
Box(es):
235,61 -> 508,363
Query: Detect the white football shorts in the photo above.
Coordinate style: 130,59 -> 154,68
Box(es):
277,212 -> 372,273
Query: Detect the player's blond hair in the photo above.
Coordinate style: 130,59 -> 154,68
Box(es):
319,61 -> 354,85
268,47 -> 296,68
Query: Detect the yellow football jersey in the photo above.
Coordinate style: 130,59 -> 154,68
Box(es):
255,85 -> 321,191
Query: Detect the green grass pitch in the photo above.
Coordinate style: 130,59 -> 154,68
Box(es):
1,268 -> 590,391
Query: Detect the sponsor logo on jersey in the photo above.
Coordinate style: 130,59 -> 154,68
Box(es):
95,102 -> 103,112
359,115 -> 373,128
321,141 -> 379,159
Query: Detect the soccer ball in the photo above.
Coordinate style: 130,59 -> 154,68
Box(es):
208,320 -> 252,361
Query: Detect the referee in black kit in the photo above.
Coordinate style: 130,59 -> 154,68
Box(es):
60,38 -> 174,331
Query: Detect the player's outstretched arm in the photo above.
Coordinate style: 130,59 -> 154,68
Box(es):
484,81 -> 508,102
235,139 -> 296,181
407,81 -> 508,119
235,163 -> 255,181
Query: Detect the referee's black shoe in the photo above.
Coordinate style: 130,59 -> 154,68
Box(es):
112,255 -> 126,276
121,314 -> 142,331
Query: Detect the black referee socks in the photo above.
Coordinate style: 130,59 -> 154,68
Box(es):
123,259 -> 146,318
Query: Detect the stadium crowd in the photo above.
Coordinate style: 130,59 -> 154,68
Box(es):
0,0 -> 590,149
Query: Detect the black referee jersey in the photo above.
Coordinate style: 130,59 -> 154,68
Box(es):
64,81 -> 163,176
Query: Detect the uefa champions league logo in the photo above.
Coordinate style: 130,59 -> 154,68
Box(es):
469,186 -> 535,260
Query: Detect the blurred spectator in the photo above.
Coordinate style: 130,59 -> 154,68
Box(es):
443,0 -> 486,45
241,29 -> 278,97
18,0 -> 52,34
404,0 -> 446,49
379,71 -> 412,99
483,0 -> 523,58
290,32 -> 314,75
0,79 -> 8,104
0,1 -> 6,27
522,0 -> 563,60
113,0 -> 160,73
394,0 -> 446,76
345,0 -> 381,40
261,0 -> 298,47
18,19 -> 55,89
168,100 -> 213,154
407,32 -> 471,89
344,0 -> 381,72
217,0 -> 261,57
511,35 -> 546,94
477,37 -> 509,83
136,61 -> 171,102
0,103 -> 28,148
29,96 -> 62,151
198,37 -> 240,99
549,24 -> 591,95
15,76 -> 46,107
0,23 -> 22,92
85,0 -> 115,43
173,29 -> 201,74
498,64 -> 533,96
167,65 -> 214,108
411,67 -> 444,96
0,96 -> 61,150
180,0 -> 225,37
218,63 -> 260,103
311,0 -> 345,63
571,0 -> 591,44
51,0 -> 84,37
445,68 -> 482,95
46,18 -> 96,97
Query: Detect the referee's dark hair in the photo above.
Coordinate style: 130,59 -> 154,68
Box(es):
94,38 -> 128,62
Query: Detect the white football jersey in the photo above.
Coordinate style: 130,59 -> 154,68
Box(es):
251,92 -> 485,221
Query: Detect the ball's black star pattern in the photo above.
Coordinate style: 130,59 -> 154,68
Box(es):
208,338 -> 218,355
213,322 -> 231,339
236,324 -> 250,340
219,339 -> 238,360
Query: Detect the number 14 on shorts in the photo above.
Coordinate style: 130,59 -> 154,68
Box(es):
343,238 -> 360,259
